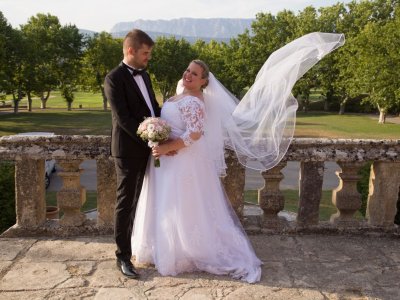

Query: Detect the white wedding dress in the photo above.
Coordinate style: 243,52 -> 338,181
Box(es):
131,32 -> 345,283
131,95 -> 262,283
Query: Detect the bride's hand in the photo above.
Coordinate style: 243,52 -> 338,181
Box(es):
152,144 -> 170,157
166,150 -> 178,156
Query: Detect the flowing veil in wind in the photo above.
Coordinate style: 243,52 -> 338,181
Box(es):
178,32 -> 345,176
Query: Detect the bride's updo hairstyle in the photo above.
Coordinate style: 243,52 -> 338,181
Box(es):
192,59 -> 209,89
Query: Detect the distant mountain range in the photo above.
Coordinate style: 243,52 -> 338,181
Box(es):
79,18 -> 254,43
110,18 -> 253,41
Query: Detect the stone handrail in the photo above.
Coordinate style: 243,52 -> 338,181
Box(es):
0,135 -> 399,237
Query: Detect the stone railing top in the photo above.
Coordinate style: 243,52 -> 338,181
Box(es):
0,135 -> 399,162
0,135 -> 111,160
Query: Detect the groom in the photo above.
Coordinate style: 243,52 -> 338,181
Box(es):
104,29 -> 161,279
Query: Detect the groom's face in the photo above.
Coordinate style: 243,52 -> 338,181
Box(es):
130,44 -> 153,69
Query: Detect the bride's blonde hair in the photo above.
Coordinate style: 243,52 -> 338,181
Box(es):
192,59 -> 210,89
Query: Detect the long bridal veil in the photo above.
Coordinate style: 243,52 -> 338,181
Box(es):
179,32 -> 345,176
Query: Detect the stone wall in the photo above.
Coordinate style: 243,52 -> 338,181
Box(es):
0,135 -> 399,237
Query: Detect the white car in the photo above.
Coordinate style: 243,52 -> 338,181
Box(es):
17,132 -> 56,189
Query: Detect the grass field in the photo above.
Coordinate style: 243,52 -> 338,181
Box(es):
1,90 -> 164,110
0,110 -> 111,136
44,189 -> 363,221
46,191 -> 97,214
1,91 -> 105,109
244,189 -> 364,221
1,109 -> 399,139
295,112 -> 400,139
2,91 -> 399,138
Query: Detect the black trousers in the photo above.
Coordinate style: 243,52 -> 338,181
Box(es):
114,157 -> 148,261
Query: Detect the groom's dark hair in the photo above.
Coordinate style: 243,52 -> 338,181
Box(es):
123,29 -> 154,52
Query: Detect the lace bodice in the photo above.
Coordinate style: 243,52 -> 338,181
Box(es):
163,96 -> 205,146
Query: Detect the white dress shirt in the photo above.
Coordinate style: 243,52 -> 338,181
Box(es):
124,63 -> 155,117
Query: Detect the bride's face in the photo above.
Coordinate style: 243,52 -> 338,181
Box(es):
182,63 -> 206,91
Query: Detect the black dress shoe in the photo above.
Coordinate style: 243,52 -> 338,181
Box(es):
116,259 -> 139,279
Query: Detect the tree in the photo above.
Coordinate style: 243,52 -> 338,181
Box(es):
222,32 -> 254,97
317,3 -> 347,111
0,12 -> 8,91
338,0 -> 400,122
335,0 -> 399,115
351,17 -> 400,123
21,13 -> 63,110
57,25 -> 84,110
81,32 -> 122,110
192,39 -> 230,87
295,6 -> 319,37
0,13 -> 26,113
149,37 -> 196,101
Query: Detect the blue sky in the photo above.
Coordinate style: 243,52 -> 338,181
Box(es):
1,0 -> 353,32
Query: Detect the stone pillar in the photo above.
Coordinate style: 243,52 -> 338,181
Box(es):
367,162 -> 400,227
221,149 -> 245,219
258,162 -> 287,228
56,159 -> 86,226
96,157 -> 116,226
297,161 -> 324,226
15,158 -> 46,227
330,162 -> 363,226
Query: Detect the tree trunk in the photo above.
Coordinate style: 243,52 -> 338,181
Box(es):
377,104 -> 386,124
12,86 -> 23,114
96,71 -> 107,111
324,100 -> 329,111
12,93 -> 19,114
13,102 -> 19,114
67,102 -> 72,111
40,99 -> 47,109
27,91 -> 33,112
302,97 -> 309,112
378,109 -> 386,124
100,86 -> 107,111
40,91 -> 50,109
324,89 -> 333,112
339,97 -> 348,115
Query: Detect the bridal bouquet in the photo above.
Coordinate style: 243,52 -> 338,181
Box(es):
137,117 -> 171,167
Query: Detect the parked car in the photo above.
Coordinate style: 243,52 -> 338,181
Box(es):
17,132 -> 56,189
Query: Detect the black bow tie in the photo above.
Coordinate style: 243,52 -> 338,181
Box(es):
124,64 -> 146,76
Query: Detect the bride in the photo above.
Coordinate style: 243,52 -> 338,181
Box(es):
131,32 -> 345,283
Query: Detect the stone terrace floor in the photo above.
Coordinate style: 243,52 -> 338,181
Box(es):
0,234 -> 399,300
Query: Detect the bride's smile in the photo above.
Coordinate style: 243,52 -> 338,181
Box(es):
182,62 -> 207,91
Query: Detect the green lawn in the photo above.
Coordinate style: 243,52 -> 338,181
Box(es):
1,90 -> 164,110
46,191 -> 97,213
1,92 -> 398,138
0,110 -> 111,136
2,91 -> 105,109
295,112 -> 400,139
45,189 -> 353,221
244,189 -> 364,221
47,189 -> 348,221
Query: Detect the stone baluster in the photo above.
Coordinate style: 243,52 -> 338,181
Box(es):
297,161 -> 324,226
330,162 -> 363,226
221,149 -> 246,219
367,162 -> 400,227
15,158 -> 46,227
96,157 -> 116,227
258,162 -> 287,229
56,159 -> 86,226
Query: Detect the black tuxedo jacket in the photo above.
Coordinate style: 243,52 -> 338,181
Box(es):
105,63 -> 161,158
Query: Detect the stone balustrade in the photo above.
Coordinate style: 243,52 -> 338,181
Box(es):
0,135 -> 399,237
